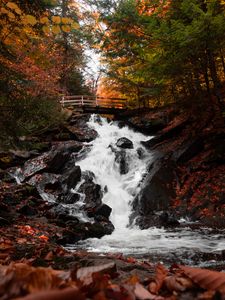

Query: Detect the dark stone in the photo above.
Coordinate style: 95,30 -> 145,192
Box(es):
132,157 -> 177,222
65,219 -> 80,227
62,193 -> 80,204
115,150 -> 129,175
28,173 -> 61,202
95,204 -> 112,219
18,205 -> 38,216
137,147 -> 145,159
65,114 -> 97,142
61,166 -> 81,190
0,217 -> 10,226
159,211 -> 180,227
47,204 -> 70,220
116,137 -> 133,149
78,178 -> 102,209
51,140 -> 83,154
47,151 -> 70,173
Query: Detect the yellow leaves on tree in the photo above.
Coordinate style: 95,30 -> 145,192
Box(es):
52,16 -> 61,24
0,1 -> 79,43
22,15 -> 37,26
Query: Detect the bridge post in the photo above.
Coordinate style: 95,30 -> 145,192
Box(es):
81,95 -> 84,106
61,96 -> 65,108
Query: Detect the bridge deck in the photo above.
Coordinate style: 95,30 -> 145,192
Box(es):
60,95 -> 127,114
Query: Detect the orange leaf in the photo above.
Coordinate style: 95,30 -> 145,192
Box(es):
164,275 -> 193,292
76,262 -> 116,286
134,283 -> 163,300
179,265 -> 225,293
148,263 -> 168,294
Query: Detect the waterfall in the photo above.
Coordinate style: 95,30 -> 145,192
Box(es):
76,115 -> 152,230
68,115 -> 225,259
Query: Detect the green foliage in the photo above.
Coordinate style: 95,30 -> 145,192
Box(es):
94,0 -> 225,108
0,95 -> 63,148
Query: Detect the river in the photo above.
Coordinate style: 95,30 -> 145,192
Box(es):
67,115 -> 225,267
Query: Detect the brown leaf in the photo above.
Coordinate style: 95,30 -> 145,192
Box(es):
0,263 -> 72,298
164,275 -> 193,292
105,284 -> 135,300
44,251 -> 54,261
14,287 -> 85,300
76,262 -> 116,286
134,283 -> 164,300
148,263 -> 168,294
179,265 -> 225,293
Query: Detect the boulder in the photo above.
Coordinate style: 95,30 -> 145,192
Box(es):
17,205 -> 38,216
62,192 -> 80,204
115,150 -> 129,175
77,171 -> 103,210
132,156 -> 177,227
61,166 -> 81,190
47,151 -> 70,173
95,204 -> 112,219
116,137 -> 133,149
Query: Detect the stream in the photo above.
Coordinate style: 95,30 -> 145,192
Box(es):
67,115 -> 225,267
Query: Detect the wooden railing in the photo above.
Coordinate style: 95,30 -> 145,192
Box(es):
60,95 -> 128,109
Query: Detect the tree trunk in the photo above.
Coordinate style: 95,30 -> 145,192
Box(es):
220,48 -> 225,76
207,49 -> 223,107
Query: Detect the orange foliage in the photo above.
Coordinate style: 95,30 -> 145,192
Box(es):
136,0 -> 171,17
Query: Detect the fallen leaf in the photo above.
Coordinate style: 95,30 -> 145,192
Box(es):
148,263 -> 168,294
14,287 -> 85,300
76,262 -> 116,286
179,265 -> 225,293
134,283 -> 164,300
164,275 -> 193,292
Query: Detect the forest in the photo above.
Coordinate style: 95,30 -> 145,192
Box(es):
0,1 -> 225,300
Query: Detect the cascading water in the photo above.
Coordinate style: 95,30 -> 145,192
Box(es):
68,115 -> 225,264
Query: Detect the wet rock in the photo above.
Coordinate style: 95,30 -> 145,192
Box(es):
51,140 -> 83,154
58,220 -> 114,245
61,166 -> 81,190
78,174 -> 103,209
21,152 -> 53,180
132,157 -> 177,224
137,147 -> 145,159
65,114 -> 97,142
62,192 -> 80,204
116,137 -> 133,149
28,173 -> 61,201
86,222 -> 114,239
95,204 -> 112,219
115,150 -> 129,175
159,211 -> 180,227
47,151 -> 70,173
18,205 -> 38,216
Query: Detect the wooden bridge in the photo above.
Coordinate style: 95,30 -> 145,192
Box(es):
60,95 -> 128,114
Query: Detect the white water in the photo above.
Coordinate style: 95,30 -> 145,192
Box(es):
69,115 -> 225,259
